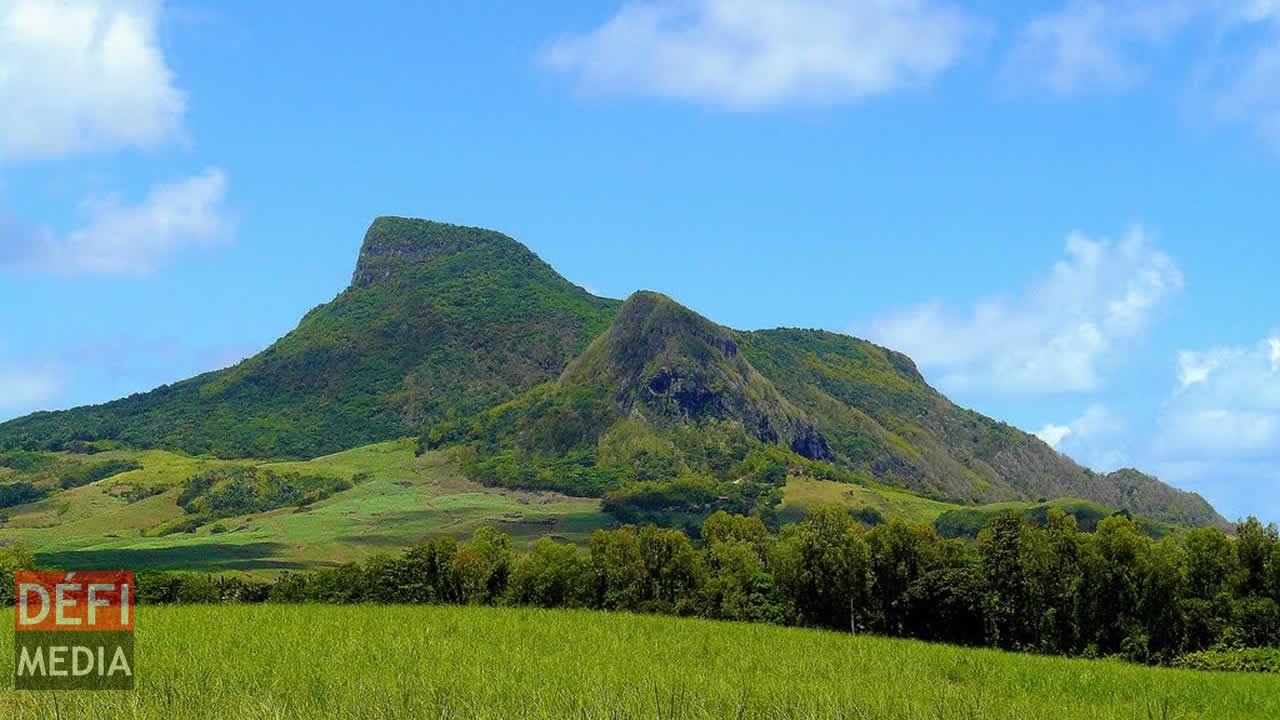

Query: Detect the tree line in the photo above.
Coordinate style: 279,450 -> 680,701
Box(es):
4,507 -> 1278,665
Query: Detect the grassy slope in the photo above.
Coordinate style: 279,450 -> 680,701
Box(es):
0,218 -> 618,459
779,476 -> 961,526
2,442 -> 606,574
2,605 -> 1276,719
2,444 -> 1181,572
778,476 -> 1181,538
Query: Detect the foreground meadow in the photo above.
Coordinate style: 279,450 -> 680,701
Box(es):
2,604 -> 1277,719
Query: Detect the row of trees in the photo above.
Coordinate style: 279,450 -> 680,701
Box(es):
7,508 -> 1279,664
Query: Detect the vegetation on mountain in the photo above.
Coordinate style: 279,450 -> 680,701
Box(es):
142,466 -> 357,536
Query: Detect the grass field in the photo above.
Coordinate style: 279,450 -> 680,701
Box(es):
3,442 -> 607,574
1,604 -> 1277,719
779,476 -> 964,525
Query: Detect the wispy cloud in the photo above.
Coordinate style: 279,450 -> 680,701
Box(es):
1006,1 -> 1197,96
1008,1 -> 1280,151
864,227 -> 1182,395
1,168 -> 232,275
0,0 -> 185,161
542,0 -> 983,109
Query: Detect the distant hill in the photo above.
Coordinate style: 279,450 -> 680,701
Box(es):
0,217 -> 1225,527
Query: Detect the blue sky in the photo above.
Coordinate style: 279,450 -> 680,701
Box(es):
1,0 -> 1277,522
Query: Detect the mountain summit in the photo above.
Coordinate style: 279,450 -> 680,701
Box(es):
350,216 -> 543,288
561,291 -> 831,460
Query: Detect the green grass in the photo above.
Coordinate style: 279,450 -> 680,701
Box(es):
1,604 -> 1276,719
780,477 -> 1181,539
780,476 -> 964,525
4,441 -> 608,574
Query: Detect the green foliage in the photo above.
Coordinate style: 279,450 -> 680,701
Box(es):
0,542 -> 36,605
177,466 -> 351,519
0,481 -> 45,508
57,457 -> 142,489
1174,646 -> 1280,673
0,450 -> 55,473
936,498 -> 1112,539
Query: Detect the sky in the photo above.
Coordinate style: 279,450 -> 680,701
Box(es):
0,0 -> 1277,522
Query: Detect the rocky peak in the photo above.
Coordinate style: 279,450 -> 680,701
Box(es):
350,216 -> 533,288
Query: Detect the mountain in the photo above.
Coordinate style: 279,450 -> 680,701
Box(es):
0,216 -> 1225,527
0,217 -> 617,458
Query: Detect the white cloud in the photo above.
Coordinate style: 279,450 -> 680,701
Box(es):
1158,409 -> 1280,459
1,168 -> 230,274
0,0 -> 184,160
1007,1 -> 1199,96
1206,22 -> 1280,151
1177,347 -> 1243,388
0,366 -> 61,410
542,0 -> 982,109
1159,335 -> 1280,461
1036,423 -> 1073,448
1037,404 -> 1130,470
866,227 -> 1182,394
1009,1 -> 1280,151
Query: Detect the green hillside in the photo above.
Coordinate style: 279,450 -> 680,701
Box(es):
0,217 -> 617,459
2,605 -> 1276,719
1,442 -> 606,573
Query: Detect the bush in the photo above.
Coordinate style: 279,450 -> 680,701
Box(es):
59,458 -> 143,489
1174,647 -> 1280,673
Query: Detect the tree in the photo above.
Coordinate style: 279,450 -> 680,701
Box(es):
701,512 -> 779,622
0,543 -> 36,606
1076,515 -> 1151,659
771,505 -> 870,631
978,514 -> 1034,650
899,564 -> 986,646
866,518 -> 951,635
1234,517 -> 1279,598
455,526 -> 514,605
509,538 -> 591,608
590,527 -> 648,611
